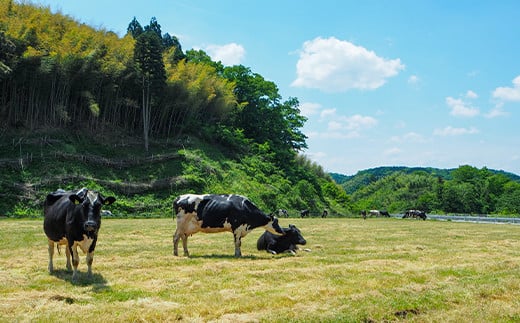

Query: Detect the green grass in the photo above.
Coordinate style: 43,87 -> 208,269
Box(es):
1,218 -> 519,322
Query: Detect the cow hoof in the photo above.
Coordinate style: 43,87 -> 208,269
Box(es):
268,250 -> 277,255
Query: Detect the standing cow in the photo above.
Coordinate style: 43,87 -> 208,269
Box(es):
257,224 -> 308,255
173,194 -> 284,257
43,188 -> 115,281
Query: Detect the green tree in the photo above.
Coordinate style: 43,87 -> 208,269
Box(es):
134,29 -> 166,151
127,17 -> 143,38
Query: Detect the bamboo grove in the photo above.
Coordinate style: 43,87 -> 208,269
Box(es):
0,1 -> 307,166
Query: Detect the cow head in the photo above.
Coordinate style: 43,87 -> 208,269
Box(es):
287,224 -> 306,245
265,215 -> 284,236
69,189 -> 116,236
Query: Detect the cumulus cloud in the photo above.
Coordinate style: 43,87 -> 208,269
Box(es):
492,75 -> 520,102
445,96 -> 479,117
204,43 -> 245,66
465,90 -> 478,99
408,75 -> 420,84
485,105 -> 509,118
390,132 -> 426,143
299,102 -> 322,117
433,126 -> 479,136
384,147 -> 402,156
291,37 -> 405,92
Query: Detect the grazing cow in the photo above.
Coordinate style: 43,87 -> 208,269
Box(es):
402,209 -> 427,220
277,209 -> 289,218
321,209 -> 328,218
173,194 -> 284,257
43,188 -> 115,281
380,210 -> 390,217
368,209 -> 390,217
369,210 -> 381,217
300,209 -> 310,218
257,224 -> 308,255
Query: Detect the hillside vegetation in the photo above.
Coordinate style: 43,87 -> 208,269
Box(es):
333,166 -> 520,216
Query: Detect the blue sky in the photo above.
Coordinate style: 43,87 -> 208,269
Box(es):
34,0 -> 520,175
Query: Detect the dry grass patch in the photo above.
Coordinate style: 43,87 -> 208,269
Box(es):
1,217 -> 519,322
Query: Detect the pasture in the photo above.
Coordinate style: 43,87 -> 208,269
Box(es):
1,217 -> 519,322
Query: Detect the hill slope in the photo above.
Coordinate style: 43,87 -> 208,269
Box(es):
0,128 -> 349,217
331,166 -> 520,215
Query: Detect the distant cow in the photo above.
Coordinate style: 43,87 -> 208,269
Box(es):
43,188 -> 115,281
300,209 -> 310,218
173,194 -> 284,257
361,210 -> 367,219
257,224 -> 308,255
321,209 -> 328,218
368,209 -> 390,217
277,209 -> 289,218
402,210 -> 427,220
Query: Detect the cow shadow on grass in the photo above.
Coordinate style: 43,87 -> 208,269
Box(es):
50,269 -> 109,291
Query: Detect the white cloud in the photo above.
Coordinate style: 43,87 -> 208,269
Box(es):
342,114 -> 378,130
291,37 -> 405,92
493,75 -> 520,102
384,147 -> 402,156
445,96 -> 480,117
466,90 -> 478,99
391,132 -> 426,143
320,108 -> 337,119
299,102 -> 322,117
485,105 -> 509,118
433,126 -> 479,136
408,75 -> 419,84
204,43 -> 245,66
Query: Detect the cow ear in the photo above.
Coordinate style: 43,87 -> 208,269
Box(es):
103,196 -> 116,205
69,195 -> 82,205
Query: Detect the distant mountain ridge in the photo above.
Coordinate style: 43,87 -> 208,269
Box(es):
331,166 -> 520,194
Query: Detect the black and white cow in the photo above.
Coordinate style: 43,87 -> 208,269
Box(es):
173,194 -> 284,257
257,224 -> 308,255
368,209 -> 390,217
402,209 -> 427,220
43,188 -> 115,281
300,209 -> 310,218
276,209 -> 289,218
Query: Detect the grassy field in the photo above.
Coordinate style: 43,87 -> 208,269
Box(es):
1,217 -> 519,322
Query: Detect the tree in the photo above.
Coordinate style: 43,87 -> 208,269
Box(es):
127,17 -> 143,38
134,29 -> 166,151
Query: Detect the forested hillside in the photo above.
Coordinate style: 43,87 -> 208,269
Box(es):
0,1 -> 349,217
333,166 -> 520,215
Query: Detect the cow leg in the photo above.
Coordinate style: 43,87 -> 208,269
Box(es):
234,234 -> 242,257
86,251 -> 94,277
65,244 -> 72,271
173,231 -> 189,257
70,243 -> 80,281
47,240 -> 54,273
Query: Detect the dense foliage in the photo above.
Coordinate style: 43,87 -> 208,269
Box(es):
0,1 -> 345,218
333,166 -> 520,215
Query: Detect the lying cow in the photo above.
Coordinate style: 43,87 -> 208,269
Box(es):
257,224 -> 308,255
43,188 -> 115,281
173,194 -> 284,257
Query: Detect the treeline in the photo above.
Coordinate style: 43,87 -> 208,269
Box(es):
0,1 -> 306,169
334,166 -> 520,215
